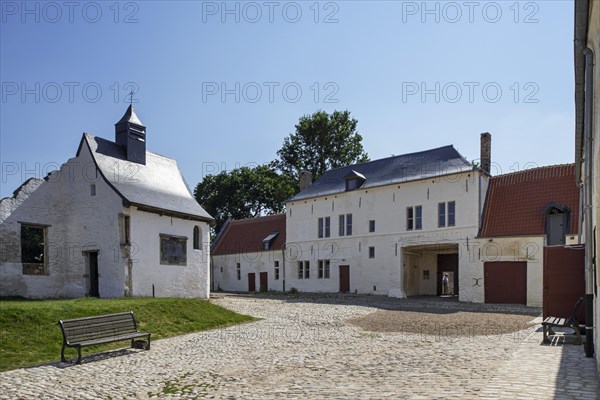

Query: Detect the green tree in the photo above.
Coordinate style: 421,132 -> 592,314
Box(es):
273,110 -> 369,181
194,165 -> 296,234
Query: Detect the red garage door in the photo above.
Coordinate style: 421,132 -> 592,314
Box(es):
484,262 -> 527,304
543,246 -> 585,322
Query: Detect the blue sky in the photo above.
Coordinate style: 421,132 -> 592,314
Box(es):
1,1 -> 574,199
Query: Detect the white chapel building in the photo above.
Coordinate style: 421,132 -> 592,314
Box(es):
0,106 -> 214,299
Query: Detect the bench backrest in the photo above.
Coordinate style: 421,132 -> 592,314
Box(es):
58,312 -> 139,345
567,297 -> 584,325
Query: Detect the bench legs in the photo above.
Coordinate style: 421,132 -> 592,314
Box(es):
61,345 -> 82,364
130,335 -> 151,350
542,323 -> 581,345
571,322 -> 582,345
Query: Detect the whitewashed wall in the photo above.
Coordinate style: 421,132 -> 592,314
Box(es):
0,142 -> 211,300
212,250 -> 285,292
286,170 -> 487,299
129,207 -> 210,299
0,145 -> 125,298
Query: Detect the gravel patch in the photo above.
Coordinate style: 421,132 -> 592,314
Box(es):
347,309 -> 538,335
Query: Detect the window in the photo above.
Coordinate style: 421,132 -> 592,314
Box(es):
448,201 -> 455,227
160,234 -> 187,265
346,214 -> 353,236
438,202 -> 455,228
318,217 -> 331,238
407,206 -> 422,231
369,220 -> 375,233
90,184 -> 96,196
346,179 -> 360,191
274,261 -> 280,280
339,215 -> 345,236
263,232 -> 279,250
369,246 -> 375,258
318,260 -> 331,279
120,215 -> 131,245
193,226 -> 201,250
298,261 -> 310,279
438,203 -> 446,227
236,263 -> 241,280
21,224 -> 47,275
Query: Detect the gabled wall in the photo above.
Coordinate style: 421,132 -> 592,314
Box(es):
0,143 -> 125,298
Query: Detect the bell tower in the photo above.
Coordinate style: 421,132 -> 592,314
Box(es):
115,105 -> 146,165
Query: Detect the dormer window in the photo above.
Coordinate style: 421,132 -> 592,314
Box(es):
543,202 -> 571,246
263,231 -> 279,250
344,170 -> 366,191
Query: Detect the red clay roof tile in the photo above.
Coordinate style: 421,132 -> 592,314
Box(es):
212,214 -> 286,256
479,164 -> 579,237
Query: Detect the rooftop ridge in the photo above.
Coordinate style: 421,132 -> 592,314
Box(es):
229,214 -> 286,225
85,133 -> 175,161
322,144 -> 459,174
491,163 -> 575,181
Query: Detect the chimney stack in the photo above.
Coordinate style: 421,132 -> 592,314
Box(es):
480,132 -> 491,174
299,171 -> 313,191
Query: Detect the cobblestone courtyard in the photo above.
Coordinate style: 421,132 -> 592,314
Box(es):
0,294 -> 598,399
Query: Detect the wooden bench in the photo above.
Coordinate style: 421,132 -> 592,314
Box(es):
58,311 -> 151,364
542,297 -> 583,345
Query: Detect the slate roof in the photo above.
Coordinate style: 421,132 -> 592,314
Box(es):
79,133 -> 213,222
212,214 -> 286,256
289,145 -> 473,201
479,164 -> 579,237
116,104 -> 143,126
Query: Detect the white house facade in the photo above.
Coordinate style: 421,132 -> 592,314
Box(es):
0,106 -> 214,299
284,137 -> 491,302
574,0 -> 599,363
212,214 -> 286,292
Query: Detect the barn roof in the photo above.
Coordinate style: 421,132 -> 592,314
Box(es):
212,214 -> 286,256
479,164 -> 579,237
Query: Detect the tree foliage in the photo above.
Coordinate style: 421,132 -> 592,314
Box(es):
272,110 -> 369,181
194,165 -> 296,234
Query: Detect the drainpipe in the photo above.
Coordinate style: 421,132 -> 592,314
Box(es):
578,184 -> 583,244
282,245 -> 286,292
582,47 -> 594,358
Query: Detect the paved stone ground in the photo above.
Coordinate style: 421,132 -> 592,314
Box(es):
0,294 -> 598,399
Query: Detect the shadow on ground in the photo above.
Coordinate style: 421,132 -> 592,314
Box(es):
33,348 -> 144,369
212,292 -> 541,317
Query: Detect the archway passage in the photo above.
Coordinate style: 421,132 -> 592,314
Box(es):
437,254 -> 458,296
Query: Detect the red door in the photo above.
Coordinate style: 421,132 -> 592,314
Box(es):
259,272 -> 268,292
484,262 -> 527,304
248,273 -> 256,292
543,246 -> 585,322
339,265 -> 350,293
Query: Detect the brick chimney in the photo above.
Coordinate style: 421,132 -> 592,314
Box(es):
480,132 -> 491,174
299,171 -> 313,191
